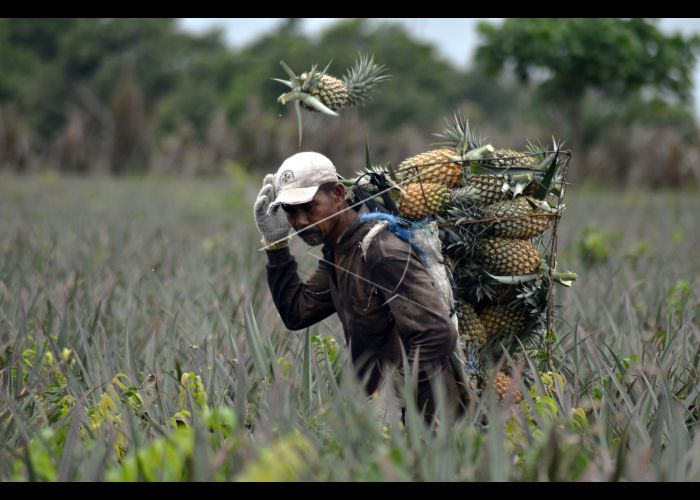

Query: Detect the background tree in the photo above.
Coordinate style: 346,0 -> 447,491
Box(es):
0,18 -> 698,185
475,18 -> 700,185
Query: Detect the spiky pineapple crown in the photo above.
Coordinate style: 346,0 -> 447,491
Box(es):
434,112 -> 485,158
342,54 -> 390,107
525,139 -> 548,161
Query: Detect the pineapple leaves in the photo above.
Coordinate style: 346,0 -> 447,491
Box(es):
294,101 -> 303,148
297,93 -> 339,116
551,271 -> 578,287
271,78 -> 294,89
365,140 -> 372,171
533,141 -> 561,201
279,60 -> 298,82
485,271 -> 540,284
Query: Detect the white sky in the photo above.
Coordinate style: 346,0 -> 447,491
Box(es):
179,18 -> 700,117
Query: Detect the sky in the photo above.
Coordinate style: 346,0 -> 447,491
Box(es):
179,18 -> 700,117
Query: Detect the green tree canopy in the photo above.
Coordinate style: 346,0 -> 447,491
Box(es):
475,18 -> 700,160
1,18 -> 697,185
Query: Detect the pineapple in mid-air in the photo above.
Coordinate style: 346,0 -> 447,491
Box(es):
275,54 -> 389,146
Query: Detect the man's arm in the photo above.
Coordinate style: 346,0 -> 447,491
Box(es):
255,173 -> 336,331
266,247 -> 336,330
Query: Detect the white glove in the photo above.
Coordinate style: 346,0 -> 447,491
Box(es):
254,174 -> 291,249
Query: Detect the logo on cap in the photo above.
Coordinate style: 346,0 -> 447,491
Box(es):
279,169 -> 296,185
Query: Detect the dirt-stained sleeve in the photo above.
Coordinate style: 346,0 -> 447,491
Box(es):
266,247 -> 336,330
365,232 -> 458,384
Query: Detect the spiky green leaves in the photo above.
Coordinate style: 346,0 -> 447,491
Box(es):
342,54 -> 390,107
435,112 -> 485,158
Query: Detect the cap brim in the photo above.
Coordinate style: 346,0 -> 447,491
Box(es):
270,185 -> 320,207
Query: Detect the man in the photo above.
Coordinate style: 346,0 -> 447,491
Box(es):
254,151 -> 463,421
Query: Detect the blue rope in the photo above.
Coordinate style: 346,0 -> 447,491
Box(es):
359,211 -> 430,266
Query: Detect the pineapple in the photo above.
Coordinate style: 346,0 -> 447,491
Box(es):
495,371 -> 523,402
484,149 -> 540,169
480,238 -> 541,276
398,183 -> 451,220
276,54 -> 389,113
457,301 -> 488,347
398,149 -> 463,188
454,175 -> 512,206
478,305 -> 527,338
275,54 -> 388,146
481,197 -> 552,239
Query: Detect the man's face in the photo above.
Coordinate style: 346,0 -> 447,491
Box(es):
281,186 -> 341,246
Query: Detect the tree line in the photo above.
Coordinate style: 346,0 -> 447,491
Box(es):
0,18 -> 698,186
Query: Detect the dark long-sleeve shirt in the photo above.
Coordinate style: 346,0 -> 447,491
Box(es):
266,211 -> 460,413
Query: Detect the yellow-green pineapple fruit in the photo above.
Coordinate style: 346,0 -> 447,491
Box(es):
481,197 -> 552,239
481,237 -> 541,276
398,183 -> 451,220
457,301 -> 488,347
398,149 -> 463,188
478,305 -> 528,339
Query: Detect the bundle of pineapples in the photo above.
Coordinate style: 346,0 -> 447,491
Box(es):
347,114 -> 576,399
273,57 -> 575,400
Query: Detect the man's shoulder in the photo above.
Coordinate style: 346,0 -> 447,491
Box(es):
360,220 -> 415,263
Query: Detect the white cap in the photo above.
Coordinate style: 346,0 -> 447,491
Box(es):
271,152 -> 338,206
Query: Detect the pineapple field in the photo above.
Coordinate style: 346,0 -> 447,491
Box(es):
1,171 -> 699,481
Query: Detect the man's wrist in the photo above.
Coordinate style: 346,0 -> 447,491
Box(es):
261,237 -> 289,251
265,242 -> 292,265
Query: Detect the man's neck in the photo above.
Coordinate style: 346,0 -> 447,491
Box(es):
325,204 -> 358,251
